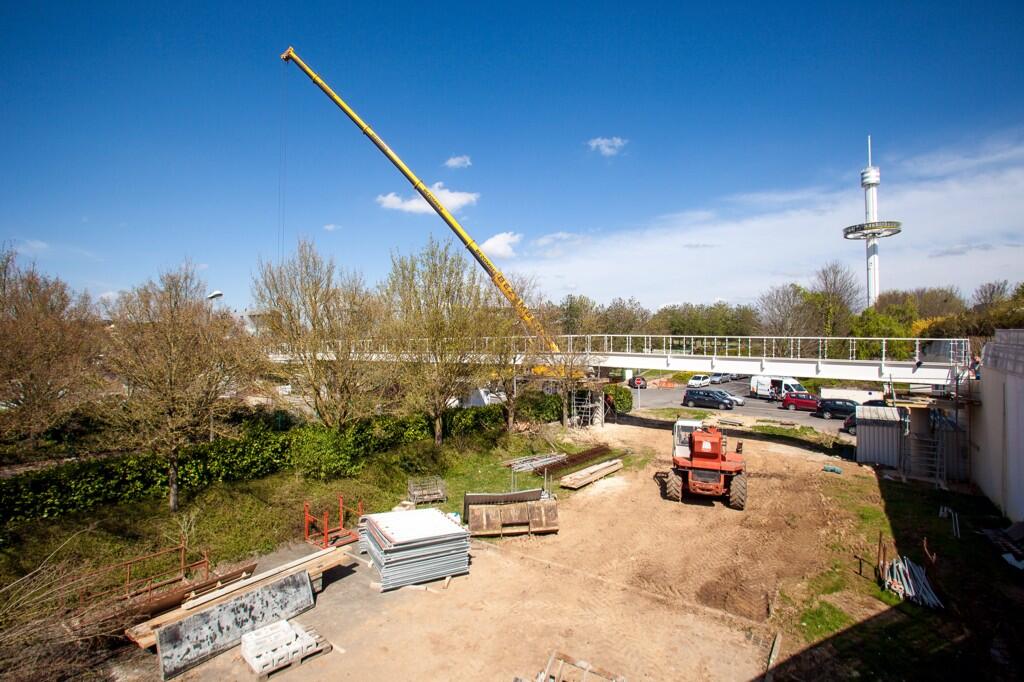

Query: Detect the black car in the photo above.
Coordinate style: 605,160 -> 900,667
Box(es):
862,399 -> 888,407
628,376 -> 647,389
683,389 -> 734,410
816,398 -> 858,420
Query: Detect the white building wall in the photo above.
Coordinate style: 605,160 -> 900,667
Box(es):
971,330 -> 1024,522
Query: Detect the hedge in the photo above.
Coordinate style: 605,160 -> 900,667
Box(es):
0,406 -> 509,524
516,391 -> 562,423
603,384 -> 633,413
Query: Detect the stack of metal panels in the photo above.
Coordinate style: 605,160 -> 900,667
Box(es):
504,452 -> 567,472
360,509 -> 469,591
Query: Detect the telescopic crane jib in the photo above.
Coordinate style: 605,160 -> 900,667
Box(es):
280,47 -> 559,354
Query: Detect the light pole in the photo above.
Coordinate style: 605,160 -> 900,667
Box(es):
206,290 -> 223,441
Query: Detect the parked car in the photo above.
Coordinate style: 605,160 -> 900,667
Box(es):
710,373 -> 729,384
843,414 -> 857,436
683,389 -> 734,410
862,399 -> 888,407
628,376 -> 647,389
712,389 -> 745,406
781,391 -> 820,412
816,398 -> 857,420
688,374 -> 711,388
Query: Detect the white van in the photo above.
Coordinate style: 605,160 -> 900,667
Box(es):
749,375 -> 806,399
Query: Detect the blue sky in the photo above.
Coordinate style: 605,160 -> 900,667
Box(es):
2,1 -> 1023,311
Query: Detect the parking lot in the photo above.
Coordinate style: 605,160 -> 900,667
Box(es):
627,379 -> 848,435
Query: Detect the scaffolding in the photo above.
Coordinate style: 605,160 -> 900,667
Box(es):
570,388 -> 603,429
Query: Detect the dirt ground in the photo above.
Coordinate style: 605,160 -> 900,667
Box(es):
116,422 -> 854,681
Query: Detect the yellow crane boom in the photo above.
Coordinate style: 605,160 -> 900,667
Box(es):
281,47 -> 559,353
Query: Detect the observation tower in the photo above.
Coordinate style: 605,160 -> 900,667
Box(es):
843,136 -> 902,307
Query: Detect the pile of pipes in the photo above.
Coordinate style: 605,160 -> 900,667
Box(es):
883,556 -> 943,609
504,452 -> 567,472
939,505 -> 961,538
359,508 -> 469,591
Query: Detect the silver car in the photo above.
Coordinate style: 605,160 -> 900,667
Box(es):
714,389 -> 745,406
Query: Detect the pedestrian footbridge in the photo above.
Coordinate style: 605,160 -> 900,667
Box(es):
282,334 -> 970,386
549,335 -> 969,385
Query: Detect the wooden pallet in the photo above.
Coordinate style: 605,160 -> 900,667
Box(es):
256,627 -> 332,681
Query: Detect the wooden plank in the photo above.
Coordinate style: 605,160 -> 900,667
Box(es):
127,549 -> 352,649
183,547 -> 336,610
559,460 -> 623,490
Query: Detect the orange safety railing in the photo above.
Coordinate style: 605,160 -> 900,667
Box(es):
303,495 -> 363,549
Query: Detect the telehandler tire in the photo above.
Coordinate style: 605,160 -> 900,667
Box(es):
728,472 -> 747,510
666,470 -> 684,502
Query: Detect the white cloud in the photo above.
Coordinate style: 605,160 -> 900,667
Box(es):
480,231 -> 522,259
444,155 -> 472,169
323,223 -> 340,232
507,136 -> 1024,309
16,239 -> 49,253
896,134 -> 1024,178
587,136 -> 628,157
533,231 -> 579,247
376,182 -> 480,214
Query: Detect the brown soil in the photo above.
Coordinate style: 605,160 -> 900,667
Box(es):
132,422 -> 850,681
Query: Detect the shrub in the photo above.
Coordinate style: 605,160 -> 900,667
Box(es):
288,425 -> 362,481
671,371 -> 695,383
516,390 -> 562,423
604,384 -> 633,413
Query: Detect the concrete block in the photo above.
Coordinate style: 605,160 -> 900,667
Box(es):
156,571 -> 314,679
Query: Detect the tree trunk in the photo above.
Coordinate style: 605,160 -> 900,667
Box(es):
433,413 -> 443,447
506,402 -> 515,432
561,392 -> 569,427
168,457 -> 179,512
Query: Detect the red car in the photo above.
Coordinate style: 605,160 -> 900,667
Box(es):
781,391 -> 819,412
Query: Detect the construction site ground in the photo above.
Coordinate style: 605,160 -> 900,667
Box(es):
113,421 -> 1023,681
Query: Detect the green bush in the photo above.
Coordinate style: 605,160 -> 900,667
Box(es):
671,371 -> 695,383
516,390 -> 562,423
444,404 -> 504,436
604,384 -> 633,413
0,407 -> 509,524
288,425 -> 363,481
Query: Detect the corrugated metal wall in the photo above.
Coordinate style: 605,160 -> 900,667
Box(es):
856,421 -> 904,467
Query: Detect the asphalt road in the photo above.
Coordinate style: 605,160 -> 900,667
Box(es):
627,379 -> 848,435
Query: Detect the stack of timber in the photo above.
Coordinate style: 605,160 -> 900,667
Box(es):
559,458 -> 623,490
360,508 -> 469,591
126,547 -> 352,650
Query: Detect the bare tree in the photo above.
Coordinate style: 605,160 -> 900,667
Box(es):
972,280 -> 1010,311
383,238 -> 489,446
534,305 -> 595,428
252,240 -> 391,428
805,261 -> 861,335
104,265 -> 259,511
757,283 -> 811,336
481,274 -> 541,432
0,249 -> 102,447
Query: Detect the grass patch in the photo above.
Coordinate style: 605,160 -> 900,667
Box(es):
636,407 -> 712,421
799,601 -> 854,640
808,562 -> 848,596
0,431 -> 631,584
750,424 -> 848,456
